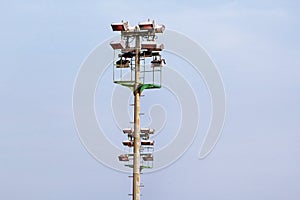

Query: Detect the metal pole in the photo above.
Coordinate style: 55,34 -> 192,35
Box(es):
133,28 -> 141,200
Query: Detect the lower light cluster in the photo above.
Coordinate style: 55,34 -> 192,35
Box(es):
118,128 -> 155,170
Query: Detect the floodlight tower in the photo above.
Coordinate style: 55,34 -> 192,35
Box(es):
110,19 -> 165,200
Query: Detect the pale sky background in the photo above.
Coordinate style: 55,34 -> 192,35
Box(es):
1,0 -> 300,200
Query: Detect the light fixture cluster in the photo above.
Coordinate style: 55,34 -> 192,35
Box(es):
118,128 -> 155,165
121,128 -> 155,147
111,19 -> 165,33
110,19 -> 166,69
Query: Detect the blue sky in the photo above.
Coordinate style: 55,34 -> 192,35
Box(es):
1,0 -> 300,199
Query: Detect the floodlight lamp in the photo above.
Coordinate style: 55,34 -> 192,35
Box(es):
123,128 -> 133,134
123,140 -> 134,147
140,128 -> 150,133
122,52 -> 135,58
141,41 -> 157,50
110,40 -> 125,50
141,42 -> 164,51
116,58 -> 130,68
141,140 -> 154,146
142,154 -> 153,161
140,128 -> 155,134
155,24 -> 165,33
138,19 -> 154,30
118,154 -> 129,161
151,58 -> 166,67
149,129 -> 155,134
111,21 -> 128,31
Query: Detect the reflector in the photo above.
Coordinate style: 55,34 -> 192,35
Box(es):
110,41 -> 125,49
111,22 -> 128,31
138,20 -> 154,30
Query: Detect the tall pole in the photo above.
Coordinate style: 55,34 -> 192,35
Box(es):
111,20 -> 165,199
133,29 -> 141,200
